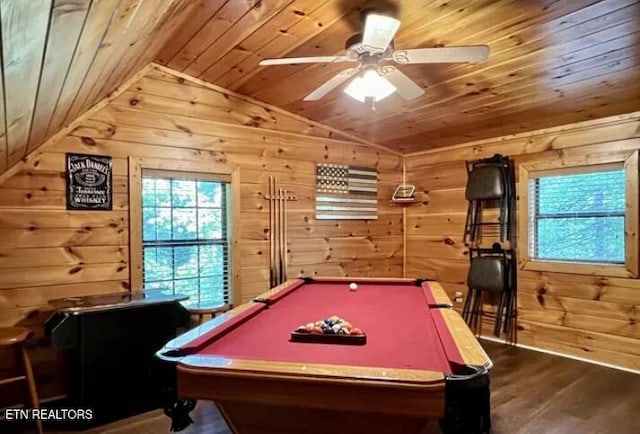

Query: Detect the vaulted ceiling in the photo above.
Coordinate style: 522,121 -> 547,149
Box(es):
155,0 -> 640,154
0,0 -> 639,170
0,0 -> 196,173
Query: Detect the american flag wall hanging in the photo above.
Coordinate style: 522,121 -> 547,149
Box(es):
315,163 -> 378,220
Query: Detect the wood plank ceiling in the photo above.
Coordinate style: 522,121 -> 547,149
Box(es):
0,0 -> 197,174
1,0 -> 638,164
156,0 -> 640,154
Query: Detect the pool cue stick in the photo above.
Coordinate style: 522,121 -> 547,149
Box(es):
274,177 -> 279,286
280,188 -> 287,282
277,187 -> 283,283
275,181 -> 281,285
278,180 -> 282,285
268,176 -> 272,287
283,189 -> 288,281
276,186 -> 281,284
269,176 -> 275,287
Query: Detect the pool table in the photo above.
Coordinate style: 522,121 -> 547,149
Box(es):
157,278 -> 492,434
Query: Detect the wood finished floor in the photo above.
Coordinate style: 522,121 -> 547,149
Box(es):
11,340 -> 640,434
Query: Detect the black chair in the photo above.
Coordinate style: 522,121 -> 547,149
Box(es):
463,154 -> 515,244
463,245 -> 516,337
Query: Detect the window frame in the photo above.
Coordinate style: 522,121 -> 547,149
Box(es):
128,157 -> 242,304
518,151 -> 639,278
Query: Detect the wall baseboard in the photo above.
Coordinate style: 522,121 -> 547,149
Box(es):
479,335 -> 640,375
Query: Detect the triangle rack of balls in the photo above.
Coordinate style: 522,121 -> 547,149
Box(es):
291,316 -> 366,345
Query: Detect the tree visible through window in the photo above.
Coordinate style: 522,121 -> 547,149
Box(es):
141,175 -> 230,305
529,169 -> 625,264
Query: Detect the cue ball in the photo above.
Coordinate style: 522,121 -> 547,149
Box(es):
349,283 -> 358,291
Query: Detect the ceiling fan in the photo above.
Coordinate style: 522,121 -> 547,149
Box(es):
259,12 -> 489,108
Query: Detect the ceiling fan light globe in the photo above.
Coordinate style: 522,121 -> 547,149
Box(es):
343,70 -> 396,103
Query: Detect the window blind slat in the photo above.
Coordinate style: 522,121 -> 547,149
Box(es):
529,169 -> 625,264
141,176 -> 230,305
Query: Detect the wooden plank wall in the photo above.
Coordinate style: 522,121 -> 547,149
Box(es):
405,111 -> 640,371
0,65 -> 403,400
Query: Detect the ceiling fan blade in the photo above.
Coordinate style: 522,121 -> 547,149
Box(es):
304,68 -> 358,101
393,45 -> 490,64
381,66 -> 424,100
260,56 -> 353,66
362,13 -> 401,51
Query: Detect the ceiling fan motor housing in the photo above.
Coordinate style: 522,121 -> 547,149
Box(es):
345,33 -> 395,59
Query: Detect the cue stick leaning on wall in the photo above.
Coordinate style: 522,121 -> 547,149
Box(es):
265,177 -> 296,286
280,187 -> 285,282
278,187 -> 282,283
276,179 -> 281,285
269,176 -> 275,287
283,188 -> 288,281
275,178 -> 280,286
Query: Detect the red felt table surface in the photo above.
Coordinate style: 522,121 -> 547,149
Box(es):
195,281 -> 461,373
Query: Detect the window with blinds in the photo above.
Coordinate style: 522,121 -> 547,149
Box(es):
528,167 -> 625,264
141,174 -> 230,306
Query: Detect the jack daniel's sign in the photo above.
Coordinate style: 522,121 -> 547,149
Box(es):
66,153 -> 112,210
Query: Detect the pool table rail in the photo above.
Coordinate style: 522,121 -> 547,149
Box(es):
252,278 -> 302,303
439,308 -> 493,370
157,302 -> 261,359
176,355 -> 446,387
423,281 -> 493,371
425,281 -> 456,306
253,277 -> 423,303
176,363 -> 448,420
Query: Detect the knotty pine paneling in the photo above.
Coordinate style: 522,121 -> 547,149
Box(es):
156,0 -> 640,153
405,111 -> 640,371
0,0 -> 198,175
0,65 -> 403,400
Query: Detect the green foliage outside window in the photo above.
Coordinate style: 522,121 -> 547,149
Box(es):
532,170 -> 625,264
142,177 -> 229,305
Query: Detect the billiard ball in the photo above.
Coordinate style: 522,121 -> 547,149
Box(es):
349,283 -> 358,291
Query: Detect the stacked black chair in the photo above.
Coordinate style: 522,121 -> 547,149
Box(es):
463,154 -> 515,244
463,153 -> 517,339
463,245 -> 516,337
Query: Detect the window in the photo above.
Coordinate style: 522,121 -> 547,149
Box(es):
519,151 -> 638,278
530,168 -> 625,263
141,172 -> 231,305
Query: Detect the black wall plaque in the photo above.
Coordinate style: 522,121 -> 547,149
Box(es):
66,153 -> 112,210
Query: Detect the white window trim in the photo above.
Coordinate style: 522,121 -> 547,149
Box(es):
518,150 -> 639,278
